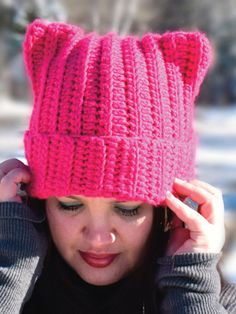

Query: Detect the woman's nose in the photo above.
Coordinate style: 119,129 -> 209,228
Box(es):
82,219 -> 116,247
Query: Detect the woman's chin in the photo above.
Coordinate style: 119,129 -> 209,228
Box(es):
73,260 -> 129,286
78,271 -> 121,286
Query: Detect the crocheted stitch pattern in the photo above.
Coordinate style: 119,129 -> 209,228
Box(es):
23,19 -> 212,205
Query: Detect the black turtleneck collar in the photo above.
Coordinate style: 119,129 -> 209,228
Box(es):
23,244 -> 156,314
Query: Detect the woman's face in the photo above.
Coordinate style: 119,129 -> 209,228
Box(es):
46,195 -> 154,286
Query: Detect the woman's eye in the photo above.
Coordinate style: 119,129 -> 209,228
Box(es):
57,201 -> 140,216
116,206 -> 140,217
58,201 -> 83,211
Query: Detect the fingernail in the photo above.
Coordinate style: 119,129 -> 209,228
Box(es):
174,178 -> 186,184
166,191 -> 173,198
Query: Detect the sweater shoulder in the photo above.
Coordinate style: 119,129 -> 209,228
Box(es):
220,282 -> 236,312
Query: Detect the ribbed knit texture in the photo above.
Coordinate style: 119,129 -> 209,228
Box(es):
23,19 -> 212,204
156,253 -> 236,313
0,202 -> 47,314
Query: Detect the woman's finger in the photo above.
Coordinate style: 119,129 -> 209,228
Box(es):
1,167 -> 31,185
173,178 -> 213,205
196,180 -> 224,223
189,179 -> 221,196
0,168 -> 6,181
166,191 -> 209,232
0,158 -> 28,173
189,180 -> 225,221
0,159 -> 29,182
173,178 -> 224,224
0,168 -> 31,202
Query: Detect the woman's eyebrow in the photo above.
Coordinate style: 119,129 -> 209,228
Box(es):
65,196 -> 141,205
66,196 -> 82,201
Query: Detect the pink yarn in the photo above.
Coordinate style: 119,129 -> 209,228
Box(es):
23,19 -> 212,206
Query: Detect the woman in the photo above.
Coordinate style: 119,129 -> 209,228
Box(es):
0,19 -> 236,313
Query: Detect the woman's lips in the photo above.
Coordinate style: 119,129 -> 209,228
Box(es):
79,251 -> 120,268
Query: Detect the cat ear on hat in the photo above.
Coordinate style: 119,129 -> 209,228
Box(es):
160,31 -> 213,100
22,18 -> 84,91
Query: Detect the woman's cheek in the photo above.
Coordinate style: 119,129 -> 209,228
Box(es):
46,210 -> 76,251
123,214 -> 153,248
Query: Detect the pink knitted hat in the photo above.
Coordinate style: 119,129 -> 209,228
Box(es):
23,19 -> 212,206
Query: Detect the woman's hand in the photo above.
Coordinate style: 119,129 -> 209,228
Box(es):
164,178 -> 225,256
0,158 -> 31,203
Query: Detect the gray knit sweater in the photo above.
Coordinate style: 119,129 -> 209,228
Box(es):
0,202 -> 236,314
